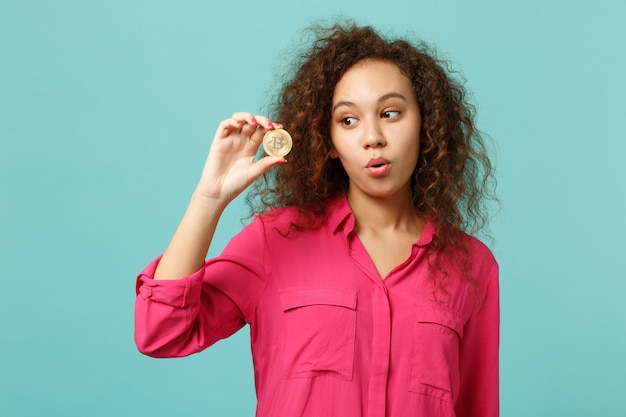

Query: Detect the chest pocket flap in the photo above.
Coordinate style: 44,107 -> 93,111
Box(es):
279,288 -> 357,380
417,304 -> 464,339
280,288 -> 357,311
409,303 -> 465,401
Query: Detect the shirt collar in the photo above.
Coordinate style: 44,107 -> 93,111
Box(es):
327,193 -> 435,247
327,193 -> 354,235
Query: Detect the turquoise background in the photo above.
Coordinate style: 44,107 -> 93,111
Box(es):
1,0 -> 624,416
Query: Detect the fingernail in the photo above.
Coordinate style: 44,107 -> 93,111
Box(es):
268,122 -> 274,129
237,120 -> 244,125
250,117 -> 258,125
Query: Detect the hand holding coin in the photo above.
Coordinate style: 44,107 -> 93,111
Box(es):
263,129 -> 293,157
195,113 -> 287,203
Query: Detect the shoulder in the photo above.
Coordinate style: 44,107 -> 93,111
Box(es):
256,197 -> 343,235
455,230 -> 499,283
466,233 -> 497,266
257,205 -> 303,227
253,206 -> 305,236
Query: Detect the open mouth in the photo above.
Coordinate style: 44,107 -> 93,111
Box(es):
367,157 -> 389,169
367,157 -> 390,176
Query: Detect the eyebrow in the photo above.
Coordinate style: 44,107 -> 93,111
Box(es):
332,92 -> 407,113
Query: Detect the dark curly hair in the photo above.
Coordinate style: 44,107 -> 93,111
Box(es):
248,23 -> 497,295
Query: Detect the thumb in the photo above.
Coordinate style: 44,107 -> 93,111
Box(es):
247,157 -> 287,183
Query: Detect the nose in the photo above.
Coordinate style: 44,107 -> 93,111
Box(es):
362,118 -> 386,149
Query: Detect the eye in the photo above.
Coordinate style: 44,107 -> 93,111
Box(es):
381,110 -> 400,119
341,116 -> 358,126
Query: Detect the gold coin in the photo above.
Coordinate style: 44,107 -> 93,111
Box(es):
262,128 -> 293,157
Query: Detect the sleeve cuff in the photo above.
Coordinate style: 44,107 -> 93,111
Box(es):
135,256 -> 205,308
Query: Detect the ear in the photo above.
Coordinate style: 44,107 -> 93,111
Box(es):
329,147 -> 339,159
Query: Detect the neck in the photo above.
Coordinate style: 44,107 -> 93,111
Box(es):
347,188 -> 422,233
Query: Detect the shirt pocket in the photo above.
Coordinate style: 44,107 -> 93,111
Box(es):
408,304 -> 464,403
279,288 -> 357,380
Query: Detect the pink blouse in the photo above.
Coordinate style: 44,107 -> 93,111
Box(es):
135,195 -> 499,417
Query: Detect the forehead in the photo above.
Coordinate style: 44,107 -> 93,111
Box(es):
332,59 -> 414,103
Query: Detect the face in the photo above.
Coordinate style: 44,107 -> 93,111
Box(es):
330,59 -> 421,201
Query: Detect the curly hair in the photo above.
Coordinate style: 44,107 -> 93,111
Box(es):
248,23 -> 497,295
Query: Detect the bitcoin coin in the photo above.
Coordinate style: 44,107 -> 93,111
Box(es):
262,129 -> 292,157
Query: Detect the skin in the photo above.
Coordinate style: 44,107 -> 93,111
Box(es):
330,59 -> 424,278
154,114 -> 285,280
154,59 -> 424,280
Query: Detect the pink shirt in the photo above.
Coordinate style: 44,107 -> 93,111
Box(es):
135,195 -> 499,417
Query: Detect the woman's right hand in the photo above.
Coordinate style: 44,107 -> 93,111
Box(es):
152,113 -> 286,280
195,112 -> 286,205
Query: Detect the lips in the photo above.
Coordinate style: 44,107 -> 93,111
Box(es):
366,157 -> 390,177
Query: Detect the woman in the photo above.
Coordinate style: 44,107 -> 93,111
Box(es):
135,23 -> 499,417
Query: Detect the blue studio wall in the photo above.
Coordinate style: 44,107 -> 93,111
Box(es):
1,0 -> 624,416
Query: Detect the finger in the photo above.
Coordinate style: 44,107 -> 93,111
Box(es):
252,116 -> 283,132
246,117 -> 284,145
240,121 -> 259,137
222,113 -> 261,139
217,118 -> 247,138
230,112 -> 262,126
219,113 -> 282,139
219,118 -> 262,139
230,112 -> 281,130
248,115 -> 274,130
247,156 -> 287,183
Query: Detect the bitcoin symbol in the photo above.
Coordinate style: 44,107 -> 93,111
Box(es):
262,129 -> 293,157
270,136 -> 285,152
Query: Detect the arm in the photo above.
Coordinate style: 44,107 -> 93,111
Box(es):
154,113 -> 285,280
134,246 -> 268,358
455,261 -> 500,417
134,113 -> 284,357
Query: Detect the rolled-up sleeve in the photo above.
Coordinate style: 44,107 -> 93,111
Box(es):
134,257 -> 217,357
134,217 -> 269,358
136,257 -> 204,308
